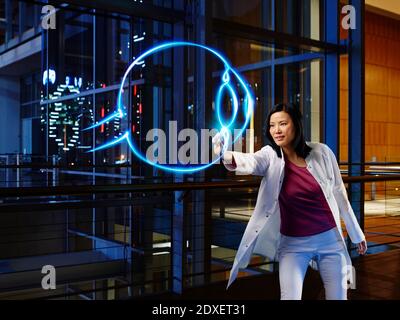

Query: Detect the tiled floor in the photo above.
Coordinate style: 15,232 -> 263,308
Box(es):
364,216 -> 400,250
143,248 -> 400,300
350,249 -> 400,299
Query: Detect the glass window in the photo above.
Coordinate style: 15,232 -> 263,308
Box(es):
95,15 -> 131,89
0,0 -> 5,45
45,95 -> 94,166
45,11 -> 94,98
92,91 -> 128,169
213,0 -> 272,29
213,0 -> 322,41
212,34 -> 322,148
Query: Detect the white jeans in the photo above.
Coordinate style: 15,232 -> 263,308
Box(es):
277,228 -> 348,300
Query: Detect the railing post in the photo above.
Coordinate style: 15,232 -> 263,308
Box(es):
53,155 -> 58,187
6,155 -> 9,188
324,0 -> 340,154
371,156 -> 376,200
191,0 -> 212,289
16,154 -> 20,188
5,0 -> 12,43
348,0 -> 365,237
19,1 -> 26,38
170,0 -> 187,295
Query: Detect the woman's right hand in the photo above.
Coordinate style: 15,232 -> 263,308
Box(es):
212,132 -> 224,156
357,240 -> 368,255
212,132 -> 234,165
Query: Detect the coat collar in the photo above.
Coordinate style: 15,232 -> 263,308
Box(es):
279,141 -> 315,166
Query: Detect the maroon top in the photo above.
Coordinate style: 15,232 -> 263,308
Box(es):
279,159 -> 336,237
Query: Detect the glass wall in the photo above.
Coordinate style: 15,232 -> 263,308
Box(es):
212,32 -> 322,156
213,0 -> 322,40
0,0 -> 6,45
39,8 -> 176,181
0,0 -> 42,47
0,0 -> 350,299
0,0 -> 328,185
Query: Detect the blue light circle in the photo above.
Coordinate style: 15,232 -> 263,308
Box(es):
88,41 -> 254,173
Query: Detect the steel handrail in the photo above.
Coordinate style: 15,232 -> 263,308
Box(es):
1,175 -> 400,198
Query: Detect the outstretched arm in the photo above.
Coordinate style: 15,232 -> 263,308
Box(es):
212,133 -> 270,176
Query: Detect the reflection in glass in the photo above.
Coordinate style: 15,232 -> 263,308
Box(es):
213,0 -> 321,41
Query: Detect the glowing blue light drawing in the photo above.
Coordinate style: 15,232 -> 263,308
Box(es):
84,41 -> 254,173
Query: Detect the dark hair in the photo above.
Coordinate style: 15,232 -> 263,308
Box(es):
264,103 -> 312,159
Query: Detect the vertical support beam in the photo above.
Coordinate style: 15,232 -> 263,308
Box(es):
16,154 -> 20,188
271,0 -> 275,110
91,12 -> 97,300
34,4 -> 40,30
5,0 -> 13,42
41,6 -> 49,185
171,0 -> 186,295
286,0 -> 294,35
132,18 -> 155,294
191,0 -> 212,288
92,10 -> 97,188
286,0 -> 294,104
127,18 -> 134,293
19,1 -> 26,37
348,0 -> 365,237
302,0 -> 311,140
310,0 -> 321,142
91,13 -> 97,286
262,0 -> 274,145
302,60 -> 311,140
323,0 -> 339,155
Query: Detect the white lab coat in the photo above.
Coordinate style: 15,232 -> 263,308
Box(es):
223,142 -> 365,289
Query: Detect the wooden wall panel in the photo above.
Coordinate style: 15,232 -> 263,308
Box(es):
365,94 -> 388,122
340,145 -> 348,162
365,64 -> 389,95
340,119 -> 348,144
365,34 -> 388,65
340,89 -> 348,120
387,123 -> 400,145
387,41 -> 400,68
340,11 -> 400,165
388,69 -> 400,97
388,146 -> 400,161
388,97 -> 400,119
340,56 -> 349,90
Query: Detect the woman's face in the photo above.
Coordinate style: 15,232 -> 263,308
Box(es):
269,111 -> 296,148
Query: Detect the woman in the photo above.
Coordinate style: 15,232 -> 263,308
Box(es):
213,103 -> 367,300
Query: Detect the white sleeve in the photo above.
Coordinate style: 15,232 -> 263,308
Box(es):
325,145 -> 365,244
222,146 -> 270,176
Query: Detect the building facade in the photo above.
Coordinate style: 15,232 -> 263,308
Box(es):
1,0 -> 399,300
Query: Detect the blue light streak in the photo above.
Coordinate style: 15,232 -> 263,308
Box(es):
85,41 -> 254,173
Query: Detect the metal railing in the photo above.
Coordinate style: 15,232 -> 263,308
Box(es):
0,167 -> 399,299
